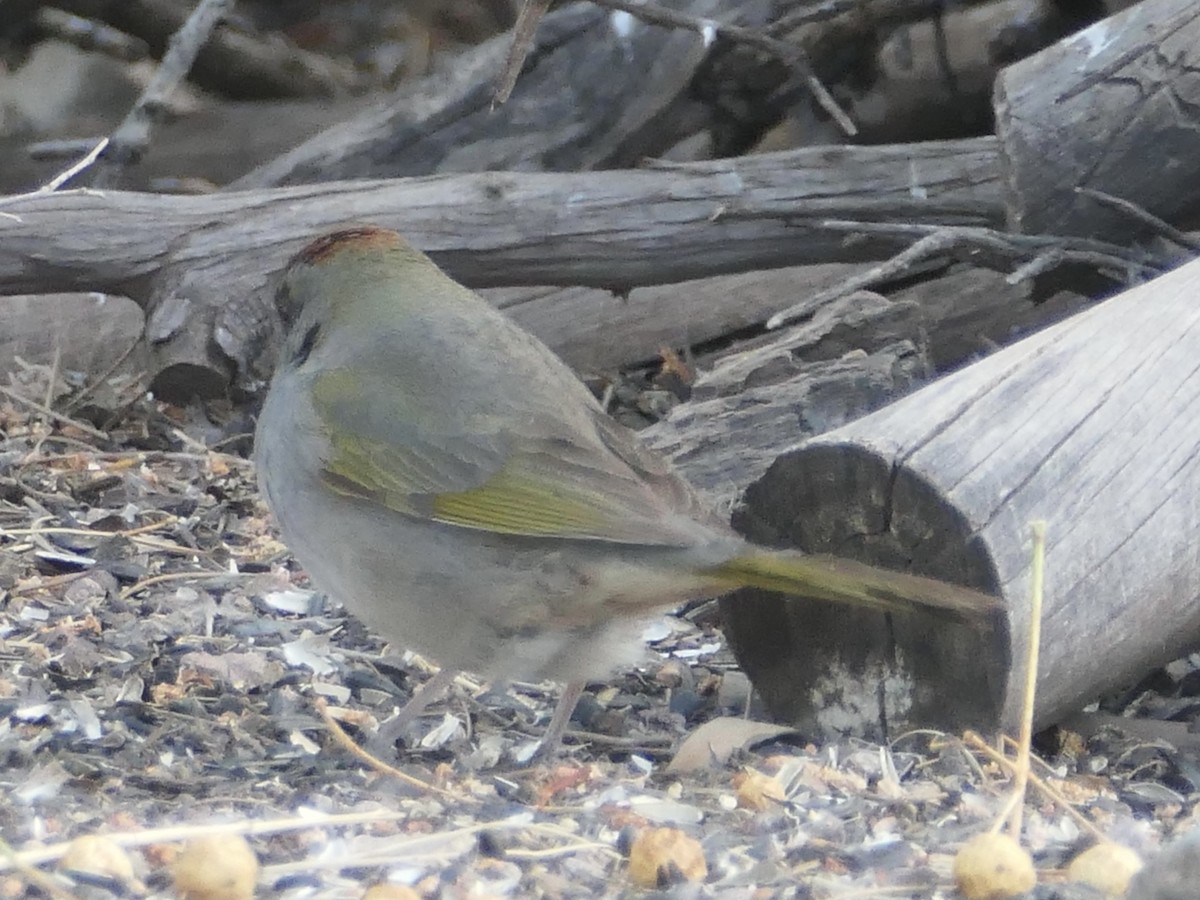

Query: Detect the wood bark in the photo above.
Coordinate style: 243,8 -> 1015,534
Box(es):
644,267 -> 1087,495
711,255 -> 1200,739
644,290 -> 932,503
0,138 -> 1001,400
486,264 -> 862,373
994,0 -> 1200,242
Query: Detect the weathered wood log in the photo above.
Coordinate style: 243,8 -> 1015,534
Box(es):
489,263 -> 862,372
645,291 -> 931,502
0,141 -> 1000,295
645,267 -> 1087,494
4,0 -> 1060,199
994,0 -> 1200,242
715,253 -> 1200,739
0,139 -> 1000,399
1,261 -> 1082,437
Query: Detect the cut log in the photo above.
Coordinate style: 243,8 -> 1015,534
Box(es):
994,0 -> 1200,242
715,254 -> 1200,739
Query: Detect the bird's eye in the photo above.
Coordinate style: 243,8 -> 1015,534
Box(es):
291,323 -> 320,366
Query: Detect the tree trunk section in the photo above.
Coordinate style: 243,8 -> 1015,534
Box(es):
717,254 -> 1200,739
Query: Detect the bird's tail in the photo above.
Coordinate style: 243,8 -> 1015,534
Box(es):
706,549 -> 1001,626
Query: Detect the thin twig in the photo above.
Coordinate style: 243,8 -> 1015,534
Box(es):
313,697 -> 454,797
1075,187 -> 1200,253
118,569 -> 249,600
63,335 -> 142,413
766,230 -> 953,328
0,810 -> 414,872
1,524 -> 199,557
26,138 -> 111,161
30,448 -> 254,468
35,7 -> 149,62
0,836 -> 74,900
766,221 -> 1165,329
494,0 -> 553,106
815,220 -> 1160,265
0,139 -> 110,219
1006,249 -> 1065,284
768,0 -> 864,31
769,0 -> 996,35
0,384 -> 109,441
91,0 -> 233,188
586,0 -> 856,135
963,731 -> 1109,844
988,789 -> 1024,835
1008,521 -> 1046,841
38,139 -> 110,192
41,346 -> 61,416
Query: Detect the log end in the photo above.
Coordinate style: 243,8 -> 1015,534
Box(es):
722,442 -> 1009,740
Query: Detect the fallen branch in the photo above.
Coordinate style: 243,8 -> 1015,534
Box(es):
766,221 -> 1166,329
51,0 -> 362,100
90,0 -> 233,188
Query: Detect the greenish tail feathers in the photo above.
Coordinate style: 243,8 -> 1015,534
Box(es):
708,550 -> 1001,625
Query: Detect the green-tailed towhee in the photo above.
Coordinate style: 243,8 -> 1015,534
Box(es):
255,226 -> 1000,753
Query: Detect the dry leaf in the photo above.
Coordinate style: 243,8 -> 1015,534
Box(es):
733,768 -> 786,810
667,717 -> 797,774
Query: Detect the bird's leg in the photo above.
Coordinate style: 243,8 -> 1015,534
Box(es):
536,680 -> 586,757
369,665 -> 460,754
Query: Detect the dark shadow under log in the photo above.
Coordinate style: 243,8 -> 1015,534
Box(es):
720,254 -> 1200,740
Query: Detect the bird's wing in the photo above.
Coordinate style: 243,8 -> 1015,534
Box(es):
311,368 -> 710,546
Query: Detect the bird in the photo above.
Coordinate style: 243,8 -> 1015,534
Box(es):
254,225 -> 1001,755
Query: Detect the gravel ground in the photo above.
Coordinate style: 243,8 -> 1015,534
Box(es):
1,373 -> 1196,899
